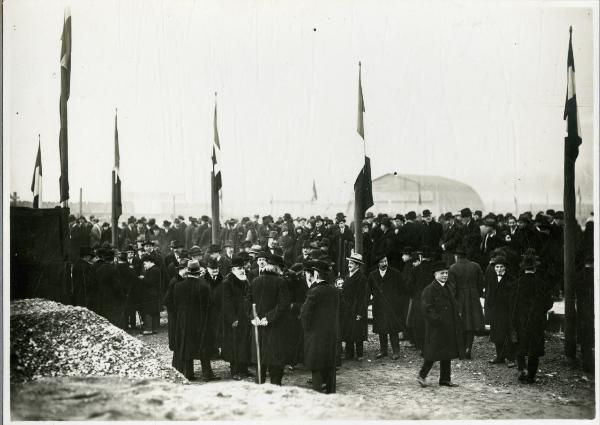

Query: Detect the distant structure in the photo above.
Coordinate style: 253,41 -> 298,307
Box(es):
369,173 -> 485,216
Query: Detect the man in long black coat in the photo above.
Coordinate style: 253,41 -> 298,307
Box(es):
407,249 -> 435,351
222,256 -> 252,380
485,256 -> 516,367
283,263 -> 308,367
301,259 -> 340,393
417,261 -> 463,387
204,259 -> 226,365
139,253 -> 163,335
420,210 -> 443,259
368,253 -> 408,360
92,247 -> 125,328
340,253 -> 368,361
448,248 -> 485,359
164,260 -> 211,380
330,217 -> 354,276
71,246 -> 95,308
115,251 -> 140,330
512,255 -> 554,383
247,255 -> 290,385
163,257 -> 188,353
439,213 -> 462,267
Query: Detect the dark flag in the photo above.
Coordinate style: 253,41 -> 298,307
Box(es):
212,99 -> 222,193
564,26 -> 582,160
311,179 -> 318,201
31,136 -> 43,208
112,111 -> 122,221
59,8 -> 71,203
357,61 -> 365,139
354,156 -> 374,218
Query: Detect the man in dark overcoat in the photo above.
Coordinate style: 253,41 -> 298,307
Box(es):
163,256 -> 189,353
283,263 -> 308,367
420,209 -> 443,259
301,259 -> 341,393
139,253 -> 163,335
247,254 -> 291,385
71,246 -> 95,308
340,253 -> 368,361
459,208 -> 483,261
512,254 -> 554,383
406,248 -> 435,351
115,251 -> 140,330
203,258 -> 226,363
448,247 -> 485,359
222,256 -> 252,380
399,211 -> 423,252
485,256 -> 516,367
92,247 -> 125,327
330,216 -> 354,276
165,260 -> 211,380
439,213 -> 462,267
368,253 -> 408,359
417,261 -> 464,387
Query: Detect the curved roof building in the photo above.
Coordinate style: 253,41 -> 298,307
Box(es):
370,173 -> 485,216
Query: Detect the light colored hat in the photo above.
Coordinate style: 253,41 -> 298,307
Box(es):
346,252 -> 364,265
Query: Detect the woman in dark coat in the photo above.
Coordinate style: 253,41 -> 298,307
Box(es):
246,260 -> 290,385
340,254 -> 368,361
512,255 -> 554,383
418,261 -> 464,387
139,253 -> 163,335
167,260 -> 211,380
485,256 -> 516,366
301,259 -> 341,393
368,254 -> 408,359
222,257 -> 252,380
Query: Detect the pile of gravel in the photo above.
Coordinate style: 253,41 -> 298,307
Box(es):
10,299 -> 185,384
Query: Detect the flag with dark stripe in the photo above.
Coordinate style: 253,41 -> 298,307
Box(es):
212,100 -> 222,192
31,137 -> 43,208
564,26 -> 582,161
112,111 -> 122,220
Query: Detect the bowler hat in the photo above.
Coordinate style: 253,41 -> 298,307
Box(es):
268,253 -> 285,268
304,259 -> 330,274
422,209 -> 432,217
206,258 -> 220,269
401,246 -> 414,255
432,261 -> 449,273
207,244 -> 221,253
444,212 -> 454,220
406,211 -> 417,220
231,255 -> 245,268
189,246 -> 202,257
460,208 -> 472,218
491,256 -> 508,266
373,251 -> 387,264
365,212 -> 375,219
520,254 -> 541,269
283,213 -> 292,221
555,211 -> 564,220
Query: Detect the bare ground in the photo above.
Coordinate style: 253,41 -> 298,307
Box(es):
11,321 -> 596,421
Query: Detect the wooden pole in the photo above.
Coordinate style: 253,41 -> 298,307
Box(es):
111,170 -> 118,247
354,173 -> 364,258
211,171 -> 219,244
563,140 -> 577,359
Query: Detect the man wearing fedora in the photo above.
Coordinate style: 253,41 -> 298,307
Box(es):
368,253 -> 408,360
417,261 -> 463,387
449,247 -> 485,359
485,256 -> 516,367
301,259 -> 341,393
512,253 -> 554,383
247,252 -> 291,385
340,253 -> 369,361
115,250 -> 140,331
139,253 -> 163,335
71,245 -> 96,308
420,209 -> 443,259
440,212 -> 462,267
459,208 -> 482,261
406,246 -> 435,352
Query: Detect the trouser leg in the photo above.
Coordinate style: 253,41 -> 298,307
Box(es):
495,342 -> 504,360
439,360 -> 451,383
527,356 -> 539,379
183,359 -> 195,379
390,333 -> 400,353
419,360 -> 434,379
269,366 -> 284,385
378,334 -> 389,354
200,358 -> 214,377
152,313 -> 160,332
322,367 -> 336,393
344,342 -> 355,359
356,341 -> 364,358
464,331 -> 474,354
311,370 -> 323,392
143,314 -> 152,332
517,354 -> 527,371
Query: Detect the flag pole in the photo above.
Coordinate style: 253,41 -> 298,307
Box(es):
38,134 -> 43,206
211,92 -> 220,244
563,25 -> 581,359
354,61 -> 367,258
79,187 -> 82,217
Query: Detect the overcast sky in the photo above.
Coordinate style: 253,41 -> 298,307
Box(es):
4,0 -> 597,213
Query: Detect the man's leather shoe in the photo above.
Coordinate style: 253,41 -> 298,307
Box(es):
417,375 -> 427,387
488,358 -> 504,364
518,370 -> 527,381
376,352 -> 388,359
391,353 -> 400,360
439,381 -> 459,387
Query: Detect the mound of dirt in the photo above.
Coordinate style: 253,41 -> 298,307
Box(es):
10,299 -> 184,384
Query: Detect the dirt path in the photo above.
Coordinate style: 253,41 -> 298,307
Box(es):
11,323 -> 595,420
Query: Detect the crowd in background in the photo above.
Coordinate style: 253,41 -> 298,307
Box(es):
65,206 -> 595,389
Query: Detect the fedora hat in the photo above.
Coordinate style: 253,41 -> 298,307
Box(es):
346,252 -> 364,265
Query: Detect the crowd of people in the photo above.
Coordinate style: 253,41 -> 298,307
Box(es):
66,206 -> 595,392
